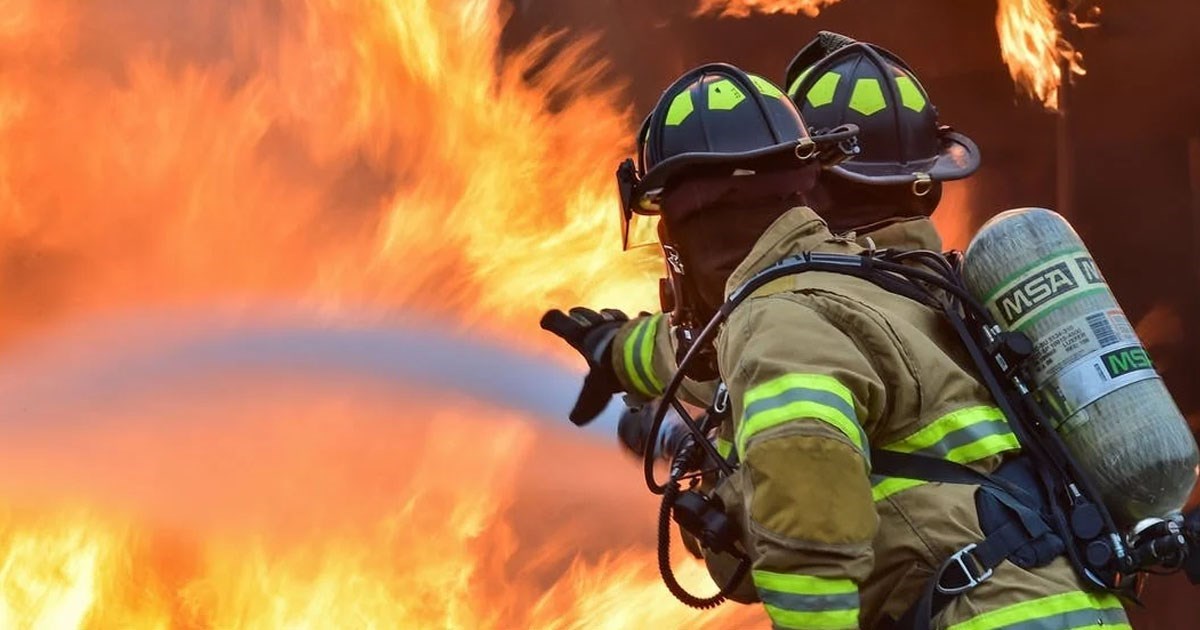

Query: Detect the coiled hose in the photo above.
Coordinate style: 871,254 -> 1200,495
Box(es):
657,482 -> 750,609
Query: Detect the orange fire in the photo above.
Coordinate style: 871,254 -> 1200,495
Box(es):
0,0 -> 774,627
0,375 -> 760,628
694,0 -> 841,18
0,0 -> 661,347
696,0 -> 1088,111
996,0 -> 1087,110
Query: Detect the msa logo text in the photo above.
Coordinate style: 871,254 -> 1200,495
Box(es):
1076,256 -> 1104,285
1102,347 -> 1153,378
996,262 -> 1078,326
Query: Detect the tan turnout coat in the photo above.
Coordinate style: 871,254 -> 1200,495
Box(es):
611,207 -> 1129,630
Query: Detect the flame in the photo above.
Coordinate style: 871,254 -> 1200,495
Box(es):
996,0 -> 1086,110
695,0 -> 1089,111
693,0 -> 841,18
0,383 -> 760,628
0,0 -> 661,347
0,0 -> 775,627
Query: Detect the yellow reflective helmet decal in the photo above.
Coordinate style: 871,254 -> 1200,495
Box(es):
707,78 -> 746,111
787,67 -> 815,98
848,78 -> 886,116
895,76 -> 927,112
805,72 -> 841,108
749,74 -> 784,99
664,90 -> 695,126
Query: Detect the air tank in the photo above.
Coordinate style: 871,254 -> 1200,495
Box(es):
961,207 -> 1198,527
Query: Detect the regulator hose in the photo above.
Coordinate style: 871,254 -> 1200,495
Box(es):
657,482 -> 751,609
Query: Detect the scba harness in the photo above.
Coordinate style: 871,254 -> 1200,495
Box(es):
643,246 -> 1200,628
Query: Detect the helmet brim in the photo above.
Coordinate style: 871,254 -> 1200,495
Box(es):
830,130 -> 981,185
635,125 -> 859,212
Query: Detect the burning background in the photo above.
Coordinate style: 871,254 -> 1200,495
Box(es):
0,0 -> 1197,627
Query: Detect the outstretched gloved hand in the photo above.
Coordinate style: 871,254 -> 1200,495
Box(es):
540,307 -> 629,426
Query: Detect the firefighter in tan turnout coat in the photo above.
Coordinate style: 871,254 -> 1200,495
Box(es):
542,37 -> 1130,630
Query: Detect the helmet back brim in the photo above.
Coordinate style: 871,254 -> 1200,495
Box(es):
829,129 -> 980,186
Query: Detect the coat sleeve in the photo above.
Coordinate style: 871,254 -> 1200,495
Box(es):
611,312 -> 717,407
720,294 -> 887,630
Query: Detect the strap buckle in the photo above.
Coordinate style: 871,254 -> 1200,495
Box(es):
936,543 -> 994,595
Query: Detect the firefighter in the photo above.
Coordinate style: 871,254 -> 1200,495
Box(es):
543,40 -> 1131,629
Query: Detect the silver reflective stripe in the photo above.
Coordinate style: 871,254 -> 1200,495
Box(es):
988,606 -> 1128,630
906,417 -> 1013,460
743,387 -> 856,428
758,589 -> 860,614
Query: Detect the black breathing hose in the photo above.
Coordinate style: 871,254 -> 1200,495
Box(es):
657,482 -> 751,609
643,311 -> 732,495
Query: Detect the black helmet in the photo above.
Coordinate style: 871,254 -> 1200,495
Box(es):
783,32 -> 980,189
616,62 -> 857,233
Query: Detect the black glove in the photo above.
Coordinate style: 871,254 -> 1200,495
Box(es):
540,307 -> 629,425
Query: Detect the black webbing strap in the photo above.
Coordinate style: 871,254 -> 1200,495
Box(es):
872,449 -> 1052,630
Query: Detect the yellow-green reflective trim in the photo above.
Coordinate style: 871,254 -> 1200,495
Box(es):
947,591 -> 1125,630
887,406 -> 1004,453
665,91 -> 694,126
884,406 -> 1019,464
944,433 -> 1021,464
739,374 -> 862,457
715,437 -> 734,459
787,67 -> 815,98
895,76 -> 927,112
744,373 -> 854,409
641,314 -> 665,394
707,78 -> 746,111
872,477 -> 926,502
739,401 -> 862,457
749,74 -> 784,99
806,72 -> 841,107
752,571 -> 856,595
848,78 -> 886,116
764,605 -> 858,630
621,318 -> 653,397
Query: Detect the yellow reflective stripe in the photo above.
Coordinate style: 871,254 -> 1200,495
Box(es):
872,477 -> 925,502
738,399 -> 861,457
715,437 -> 734,459
744,373 -> 854,409
752,571 -> 856,596
764,605 -> 858,630
947,591 -> 1125,630
621,318 -> 652,397
887,406 -> 1003,453
739,374 -> 863,457
640,314 -> 665,394
885,406 -> 1020,464
943,433 -> 1021,464
739,400 -> 864,458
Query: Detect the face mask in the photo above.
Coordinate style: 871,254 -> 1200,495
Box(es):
660,166 -> 817,317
